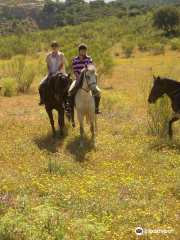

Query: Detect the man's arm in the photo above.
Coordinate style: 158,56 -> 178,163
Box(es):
58,63 -> 64,72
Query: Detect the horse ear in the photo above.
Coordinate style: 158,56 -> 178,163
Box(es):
85,63 -> 88,69
157,76 -> 161,81
68,73 -> 71,78
153,75 -> 156,80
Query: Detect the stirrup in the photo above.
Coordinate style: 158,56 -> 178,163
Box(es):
65,107 -> 71,116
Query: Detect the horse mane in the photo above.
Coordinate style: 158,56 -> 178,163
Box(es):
48,72 -> 69,93
79,68 -> 85,88
78,65 -> 96,88
162,77 -> 180,83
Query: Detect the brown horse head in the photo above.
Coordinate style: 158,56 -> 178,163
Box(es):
50,72 -> 71,102
148,76 -> 164,104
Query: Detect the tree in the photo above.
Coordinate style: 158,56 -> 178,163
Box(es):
153,5 -> 180,33
89,0 -> 105,9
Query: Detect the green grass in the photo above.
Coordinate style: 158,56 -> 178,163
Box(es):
0,47 -> 180,239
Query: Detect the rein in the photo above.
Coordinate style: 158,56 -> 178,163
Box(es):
169,87 -> 180,96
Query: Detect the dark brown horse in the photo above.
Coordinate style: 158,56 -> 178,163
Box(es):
148,75 -> 180,137
40,72 -> 72,137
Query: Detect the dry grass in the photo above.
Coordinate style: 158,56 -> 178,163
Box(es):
0,47 -> 180,239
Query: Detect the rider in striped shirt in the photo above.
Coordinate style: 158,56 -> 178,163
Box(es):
68,44 -> 101,115
73,54 -> 93,81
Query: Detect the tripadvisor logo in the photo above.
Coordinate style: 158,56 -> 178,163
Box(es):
135,227 -> 143,235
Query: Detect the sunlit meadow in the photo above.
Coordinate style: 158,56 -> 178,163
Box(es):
0,45 -> 180,240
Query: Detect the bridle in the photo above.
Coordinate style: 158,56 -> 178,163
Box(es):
81,70 -> 97,92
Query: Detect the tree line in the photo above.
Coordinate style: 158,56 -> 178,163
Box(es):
0,0 -> 180,35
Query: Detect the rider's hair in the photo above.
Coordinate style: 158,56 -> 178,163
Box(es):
51,41 -> 59,48
78,44 -> 87,51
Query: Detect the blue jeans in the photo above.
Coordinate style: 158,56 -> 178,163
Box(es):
38,75 -> 49,90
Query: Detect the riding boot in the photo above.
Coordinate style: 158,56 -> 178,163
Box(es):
94,96 -> 101,114
38,89 -> 44,105
65,96 -> 72,115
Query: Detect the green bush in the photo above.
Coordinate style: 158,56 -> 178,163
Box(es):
147,95 -> 172,136
0,78 -> 17,97
151,42 -> 165,55
121,41 -> 136,58
170,38 -> 180,51
11,57 -> 37,93
138,39 -> 151,52
0,49 -> 13,60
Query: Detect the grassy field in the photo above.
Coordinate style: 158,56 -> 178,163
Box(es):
0,46 -> 180,240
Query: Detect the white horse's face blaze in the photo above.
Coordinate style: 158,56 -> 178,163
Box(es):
84,67 -> 98,96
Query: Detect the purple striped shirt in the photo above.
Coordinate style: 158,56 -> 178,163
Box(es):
73,55 -> 93,75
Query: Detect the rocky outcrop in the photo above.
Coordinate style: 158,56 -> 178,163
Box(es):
0,3 -> 57,30
0,3 -> 44,20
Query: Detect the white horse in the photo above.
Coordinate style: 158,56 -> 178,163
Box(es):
75,63 -> 99,147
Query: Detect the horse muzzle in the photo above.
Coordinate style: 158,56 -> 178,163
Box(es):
91,88 -> 99,96
148,97 -> 156,104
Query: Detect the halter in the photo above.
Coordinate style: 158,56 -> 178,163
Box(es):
169,87 -> 180,96
81,70 -> 96,92
159,78 -> 180,97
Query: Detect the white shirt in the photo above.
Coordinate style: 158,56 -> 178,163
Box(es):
51,57 -> 57,74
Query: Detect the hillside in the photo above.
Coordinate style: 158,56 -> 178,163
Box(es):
120,0 -> 180,5
0,0 -> 179,35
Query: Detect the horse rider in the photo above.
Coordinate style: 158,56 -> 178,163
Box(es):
38,41 -> 68,106
66,44 -> 101,115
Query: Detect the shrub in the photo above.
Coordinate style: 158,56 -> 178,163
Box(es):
0,78 -> 17,97
11,57 -> 37,93
0,49 -> 13,60
114,52 -> 120,56
138,39 -> 151,52
147,95 -> 172,136
121,41 -> 136,58
170,38 -> 180,51
151,43 -> 165,55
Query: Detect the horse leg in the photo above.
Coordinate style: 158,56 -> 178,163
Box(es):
90,122 -> 95,147
58,106 -> 64,137
169,117 -> 179,138
71,95 -> 75,127
72,106 -> 75,128
80,123 -> 84,147
77,113 -> 84,147
46,107 -> 56,137
95,115 -> 97,132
